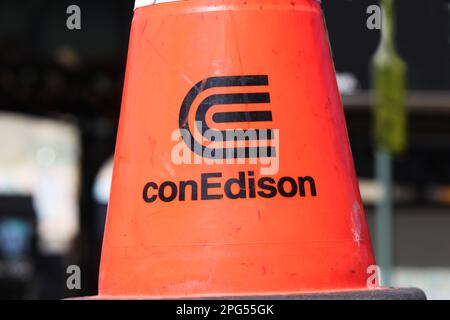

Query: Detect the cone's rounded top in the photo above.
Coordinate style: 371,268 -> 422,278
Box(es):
135,0 -> 179,9
135,0 -> 321,9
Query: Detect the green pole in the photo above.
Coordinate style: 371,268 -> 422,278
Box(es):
372,0 -> 407,286
375,148 -> 393,286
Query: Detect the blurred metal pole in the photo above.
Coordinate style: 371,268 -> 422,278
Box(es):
372,0 -> 405,287
375,148 -> 393,286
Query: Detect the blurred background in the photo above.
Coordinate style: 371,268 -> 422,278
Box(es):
0,0 -> 449,299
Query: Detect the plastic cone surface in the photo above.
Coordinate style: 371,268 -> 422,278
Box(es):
99,0 -> 376,298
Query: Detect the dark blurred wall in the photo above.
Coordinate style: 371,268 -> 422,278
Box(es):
322,0 -> 450,90
0,0 -> 132,63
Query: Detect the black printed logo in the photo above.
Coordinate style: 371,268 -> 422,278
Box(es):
179,75 -> 275,159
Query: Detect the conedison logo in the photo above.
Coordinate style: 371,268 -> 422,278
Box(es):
171,75 -> 279,175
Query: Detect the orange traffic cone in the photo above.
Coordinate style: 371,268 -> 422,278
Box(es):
93,0 -> 424,299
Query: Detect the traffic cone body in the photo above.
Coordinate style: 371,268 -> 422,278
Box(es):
99,0 -> 376,298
